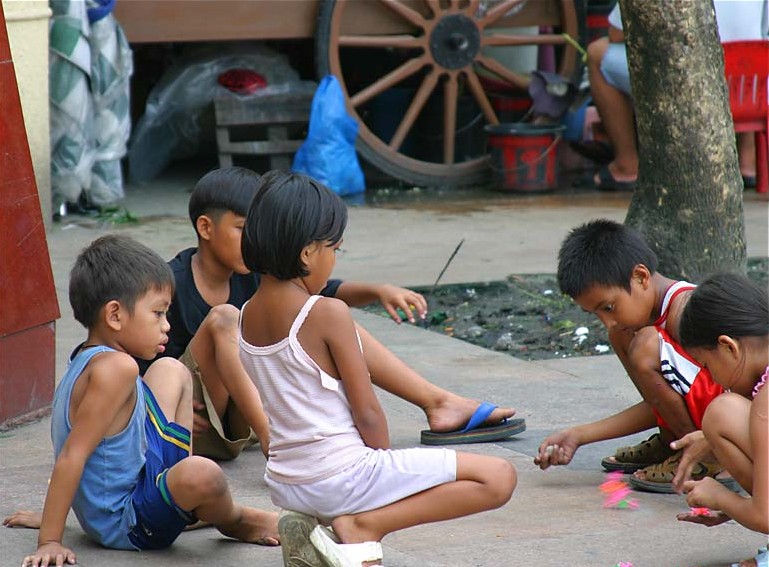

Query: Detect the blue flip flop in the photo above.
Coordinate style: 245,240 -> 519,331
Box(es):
420,402 -> 526,445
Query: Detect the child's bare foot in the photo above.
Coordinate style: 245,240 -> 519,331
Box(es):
425,394 -> 515,433
217,507 -> 279,546
3,510 -> 42,529
675,509 -> 731,527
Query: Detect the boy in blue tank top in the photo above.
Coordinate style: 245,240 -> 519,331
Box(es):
14,235 -> 278,567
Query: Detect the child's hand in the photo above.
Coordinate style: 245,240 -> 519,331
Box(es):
676,508 -> 731,527
376,284 -> 427,324
682,477 -> 726,510
670,430 -> 710,492
534,430 -> 579,469
192,399 -> 211,436
22,541 -> 76,566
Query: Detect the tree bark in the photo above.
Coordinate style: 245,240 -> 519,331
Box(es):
620,0 -> 746,281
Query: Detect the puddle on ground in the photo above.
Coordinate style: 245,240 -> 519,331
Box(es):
358,175 -> 632,214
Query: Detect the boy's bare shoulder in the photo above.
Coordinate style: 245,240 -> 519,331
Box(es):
83,350 -> 140,391
626,326 -> 660,369
664,288 -> 694,341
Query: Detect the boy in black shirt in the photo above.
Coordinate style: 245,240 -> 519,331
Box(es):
145,167 -> 522,460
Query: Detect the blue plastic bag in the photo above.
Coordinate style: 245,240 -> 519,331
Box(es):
292,75 -> 365,196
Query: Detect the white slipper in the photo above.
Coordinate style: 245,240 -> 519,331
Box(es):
309,524 -> 384,567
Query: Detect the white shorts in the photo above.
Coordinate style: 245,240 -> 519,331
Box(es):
600,42 -> 631,95
265,447 -> 457,523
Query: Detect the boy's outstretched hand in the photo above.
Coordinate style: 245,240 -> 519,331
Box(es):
534,429 -> 580,469
375,284 -> 427,324
22,541 -> 76,567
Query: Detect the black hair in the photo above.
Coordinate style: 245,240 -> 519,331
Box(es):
679,272 -> 769,349
69,234 -> 175,328
241,170 -> 347,280
557,219 -> 658,298
188,166 -> 261,235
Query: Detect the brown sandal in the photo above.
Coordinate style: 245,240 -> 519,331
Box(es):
628,451 -> 742,494
601,433 -> 676,473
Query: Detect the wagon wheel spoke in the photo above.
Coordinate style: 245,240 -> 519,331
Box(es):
389,69 -> 440,151
350,56 -> 428,108
424,0 -> 442,17
464,68 -> 499,125
464,0 -> 481,16
339,34 -> 425,49
483,33 -> 568,47
443,73 -> 459,163
479,0 -> 528,28
476,55 -> 529,90
376,0 -> 426,28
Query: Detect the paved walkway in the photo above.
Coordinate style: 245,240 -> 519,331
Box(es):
2,169 -> 767,566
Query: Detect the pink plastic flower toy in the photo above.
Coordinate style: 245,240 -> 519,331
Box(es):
600,471 -> 639,510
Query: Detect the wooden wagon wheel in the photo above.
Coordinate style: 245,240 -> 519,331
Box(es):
316,0 -> 580,187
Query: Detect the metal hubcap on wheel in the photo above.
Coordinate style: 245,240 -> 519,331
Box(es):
430,14 -> 480,70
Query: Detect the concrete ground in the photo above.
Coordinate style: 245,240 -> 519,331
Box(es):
2,166 -> 767,567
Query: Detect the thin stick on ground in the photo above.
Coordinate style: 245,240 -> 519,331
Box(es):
430,238 -> 466,295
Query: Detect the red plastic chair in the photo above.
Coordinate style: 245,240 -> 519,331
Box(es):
723,40 -> 769,194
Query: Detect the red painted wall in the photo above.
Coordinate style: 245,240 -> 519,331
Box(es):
0,3 -> 60,427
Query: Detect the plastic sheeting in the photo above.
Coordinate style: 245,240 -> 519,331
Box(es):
49,0 -> 132,207
128,45 -> 302,182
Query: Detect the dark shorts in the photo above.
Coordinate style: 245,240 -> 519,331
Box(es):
128,384 -> 196,550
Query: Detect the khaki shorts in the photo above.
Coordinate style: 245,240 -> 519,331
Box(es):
180,347 -> 258,461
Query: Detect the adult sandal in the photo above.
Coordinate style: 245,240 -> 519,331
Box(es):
310,524 -> 384,567
628,450 -> 741,494
601,433 -> 676,473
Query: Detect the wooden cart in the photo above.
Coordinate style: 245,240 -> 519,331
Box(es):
115,0 -> 581,186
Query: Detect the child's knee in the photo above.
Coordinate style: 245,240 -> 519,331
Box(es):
490,458 -> 517,504
462,454 -> 516,505
148,357 -> 192,383
174,456 -> 229,500
587,37 -> 609,68
144,358 -> 193,404
204,304 -> 239,336
702,393 -> 745,436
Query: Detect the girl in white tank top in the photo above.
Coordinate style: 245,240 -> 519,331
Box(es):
238,171 -> 517,567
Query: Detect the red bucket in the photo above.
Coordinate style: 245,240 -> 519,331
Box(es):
485,123 -> 565,192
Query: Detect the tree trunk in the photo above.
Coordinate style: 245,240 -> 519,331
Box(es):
620,0 -> 746,281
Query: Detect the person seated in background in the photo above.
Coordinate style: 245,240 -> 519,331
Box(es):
580,0 -> 767,191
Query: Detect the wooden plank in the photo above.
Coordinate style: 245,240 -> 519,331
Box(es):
218,139 -> 304,155
113,0 -> 562,44
113,0 -> 319,43
215,104 -> 311,126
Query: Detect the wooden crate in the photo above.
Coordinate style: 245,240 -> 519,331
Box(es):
214,90 -> 313,170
